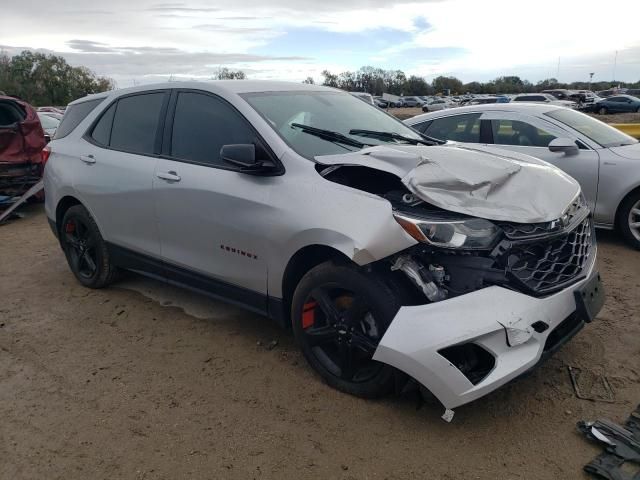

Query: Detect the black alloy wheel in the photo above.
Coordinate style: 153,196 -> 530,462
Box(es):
292,262 -> 400,398
60,205 -> 119,288
63,216 -> 98,280
300,285 -> 382,383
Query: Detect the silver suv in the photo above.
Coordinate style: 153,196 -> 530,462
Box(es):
44,81 -> 604,417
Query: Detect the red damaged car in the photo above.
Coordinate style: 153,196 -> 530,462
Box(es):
0,95 -> 47,198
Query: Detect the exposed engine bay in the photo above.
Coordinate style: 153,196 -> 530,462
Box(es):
319,164 -> 595,306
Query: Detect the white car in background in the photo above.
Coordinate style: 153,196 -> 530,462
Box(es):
512,93 -> 577,108
405,103 -> 640,248
421,98 -> 450,112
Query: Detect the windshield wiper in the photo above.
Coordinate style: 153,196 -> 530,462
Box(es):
349,129 -> 446,146
290,123 -> 373,149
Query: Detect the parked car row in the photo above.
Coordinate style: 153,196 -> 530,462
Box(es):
587,95 -> 640,115
362,89 -> 640,119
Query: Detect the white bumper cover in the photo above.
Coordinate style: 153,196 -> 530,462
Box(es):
373,257 -> 597,409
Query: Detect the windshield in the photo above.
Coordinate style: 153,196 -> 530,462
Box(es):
242,90 -> 423,159
545,108 -> 637,147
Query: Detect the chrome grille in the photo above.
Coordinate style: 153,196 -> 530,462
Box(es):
504,217 -> 593,294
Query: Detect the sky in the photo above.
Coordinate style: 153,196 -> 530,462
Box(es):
2,0 -> 640,88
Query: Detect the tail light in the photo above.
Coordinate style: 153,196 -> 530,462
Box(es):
41,145 -> 51,164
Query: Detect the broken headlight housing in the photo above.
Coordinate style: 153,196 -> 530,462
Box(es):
393,212 -> 501,249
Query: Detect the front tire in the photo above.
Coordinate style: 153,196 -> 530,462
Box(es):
618,192 -> 640,250
60,205 -> 119,288
291,262 -> 400,398
599,106 -> 608,115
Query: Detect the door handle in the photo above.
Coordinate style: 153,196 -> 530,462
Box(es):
156,171 -> 181,182
80,154 -> 96,164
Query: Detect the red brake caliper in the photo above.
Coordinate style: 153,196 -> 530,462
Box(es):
65,221 -> 75,233
302,300 -> 317,329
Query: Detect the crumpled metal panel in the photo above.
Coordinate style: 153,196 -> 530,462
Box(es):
316,143 -> 581,223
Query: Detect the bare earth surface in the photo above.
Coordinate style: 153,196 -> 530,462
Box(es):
1,206 -> 639,480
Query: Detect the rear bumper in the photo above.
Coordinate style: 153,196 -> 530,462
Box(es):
373,254 -> 599,409
0,162 -> 42,196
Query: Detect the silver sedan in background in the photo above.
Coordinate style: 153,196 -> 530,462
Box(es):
405,104 -> 640,248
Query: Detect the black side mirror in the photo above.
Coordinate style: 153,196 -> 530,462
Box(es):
220,144 -> 278,175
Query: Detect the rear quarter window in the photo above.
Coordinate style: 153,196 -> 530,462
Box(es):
53,98 -> 104,139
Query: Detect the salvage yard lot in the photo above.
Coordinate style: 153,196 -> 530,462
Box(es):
1,205 -> 639,480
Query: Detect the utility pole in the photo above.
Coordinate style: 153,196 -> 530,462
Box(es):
613,50 -> 618,83
556,57 -> 560,81
589,72 -> 594,91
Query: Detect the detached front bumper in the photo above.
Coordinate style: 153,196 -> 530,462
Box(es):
373,256 -> 601,410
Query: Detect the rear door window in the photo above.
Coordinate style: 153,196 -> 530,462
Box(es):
423,114 -> 481,142
109,93 -> 165,155
490,119 -> 556,147
54,98 -> 104,139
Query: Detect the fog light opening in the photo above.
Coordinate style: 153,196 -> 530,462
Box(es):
531,321 -> 549,333
438,343 -> 495,385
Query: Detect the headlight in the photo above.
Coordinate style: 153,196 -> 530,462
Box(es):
393,212 -> 501,249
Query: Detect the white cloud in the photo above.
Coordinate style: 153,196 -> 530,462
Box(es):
2,0 -> 639,84
403,0 -> 640,80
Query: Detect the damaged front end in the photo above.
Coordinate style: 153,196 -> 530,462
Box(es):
316,144 -> 603,415
382,189 -> 594,365
386,189 -> 594,302
372,191 -> 600,415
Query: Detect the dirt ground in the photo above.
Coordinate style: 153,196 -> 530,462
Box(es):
1,205 -> 639,480
388,107 -> 640,124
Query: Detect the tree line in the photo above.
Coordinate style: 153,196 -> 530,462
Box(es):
0,51 -> 115,106
314,66 -> 640,96
2,50 -> 639,106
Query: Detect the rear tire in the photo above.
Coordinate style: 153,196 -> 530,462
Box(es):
291,262 -> 400,398
60,205 -> 119,288
599,107 -> 608,115
618,191 -> 640,250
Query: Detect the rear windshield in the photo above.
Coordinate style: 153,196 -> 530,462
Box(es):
545,108 -> 637,147
38,113 -> 59,129
54,98 -> 105,139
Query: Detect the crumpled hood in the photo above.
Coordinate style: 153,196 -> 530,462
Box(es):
316,144 -> 580,223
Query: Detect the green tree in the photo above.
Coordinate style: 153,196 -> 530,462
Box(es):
321,69 -> 339,88
462,81 -> 483,93
492,76 -> 524,93
536,78 -> 560,90
405,75 -> 431,95
0,51 -> 114,105
215,67 -> 246,80
432,75 -> 463,94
